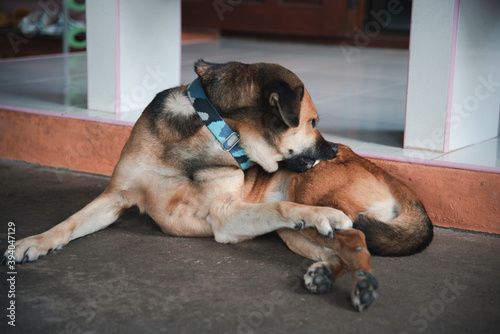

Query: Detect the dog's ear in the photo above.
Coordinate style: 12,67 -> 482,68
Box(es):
194,59 -> 227,82
266,80 -> 302,128
194,59 -> 210,78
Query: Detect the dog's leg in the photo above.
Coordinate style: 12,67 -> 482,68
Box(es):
277,228 -> 345,294
279,228 -> 378,312
300,229 -> 378,312
209,201 -> 352,244
5,188 -> 132,263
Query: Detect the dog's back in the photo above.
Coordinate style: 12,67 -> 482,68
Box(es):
279,144 -> 433,256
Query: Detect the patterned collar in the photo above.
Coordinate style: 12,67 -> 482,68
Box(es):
187,78 -> 252,170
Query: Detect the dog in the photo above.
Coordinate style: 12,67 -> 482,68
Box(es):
2,60 -> 433,311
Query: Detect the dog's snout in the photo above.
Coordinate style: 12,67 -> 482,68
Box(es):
317,140 -> 336,161
331,143 -> 338,156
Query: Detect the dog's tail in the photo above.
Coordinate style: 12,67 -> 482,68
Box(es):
353,200 -> 433,256
352,167 -> 434,257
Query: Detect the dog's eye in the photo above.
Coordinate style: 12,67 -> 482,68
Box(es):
311,119 -> 317,128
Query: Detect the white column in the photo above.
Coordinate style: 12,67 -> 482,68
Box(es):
446,0 -> 500,152
86,0 -> 181,113
404,0 -> 500,152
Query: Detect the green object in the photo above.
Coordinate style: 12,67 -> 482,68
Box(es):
68,26 -> 86,49
67,0 -> 86,11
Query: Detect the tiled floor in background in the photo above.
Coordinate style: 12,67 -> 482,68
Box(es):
0,38 -> 498,171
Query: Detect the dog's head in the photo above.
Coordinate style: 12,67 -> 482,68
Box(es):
195,60 -> 337,173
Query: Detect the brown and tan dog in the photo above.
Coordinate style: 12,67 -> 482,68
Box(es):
3,60 -> 433,311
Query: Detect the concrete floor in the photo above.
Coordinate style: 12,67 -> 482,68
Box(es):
0,160 -> 499,334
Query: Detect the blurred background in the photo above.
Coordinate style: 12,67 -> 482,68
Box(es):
0,0 -> 412,58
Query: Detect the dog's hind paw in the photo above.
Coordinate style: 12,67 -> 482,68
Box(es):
304,262 -> 334,294
351,270 -> 378,312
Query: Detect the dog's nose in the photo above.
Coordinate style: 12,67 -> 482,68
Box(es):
331,143 -> 338,156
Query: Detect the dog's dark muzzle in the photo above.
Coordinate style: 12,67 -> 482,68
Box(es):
280,143 -> 338,173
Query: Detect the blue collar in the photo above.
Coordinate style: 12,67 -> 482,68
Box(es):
187,78 -> 252,170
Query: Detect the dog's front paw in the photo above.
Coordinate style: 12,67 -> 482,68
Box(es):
311,207 -> 352,238
351,270 -> 379,312
2,234 -> 61,264
296,217 -> 334,240
304,262 -> 334,294
325,208 -> 352,230
294,207 -> 351,240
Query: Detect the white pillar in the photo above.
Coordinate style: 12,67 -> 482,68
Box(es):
404,0 -> 500,152
86,0 -> 181,113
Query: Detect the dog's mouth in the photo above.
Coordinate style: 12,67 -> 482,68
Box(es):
279,157 -> 328,173
279,157 -> 317,173
280,143 -> 338,173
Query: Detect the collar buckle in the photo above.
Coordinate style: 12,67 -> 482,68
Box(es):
221,132 -> 240,152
